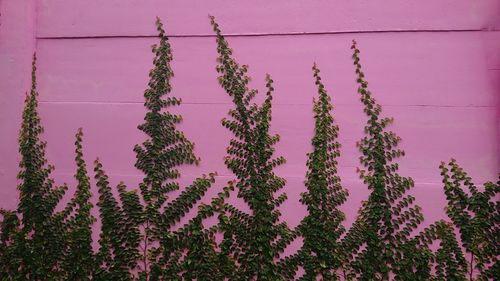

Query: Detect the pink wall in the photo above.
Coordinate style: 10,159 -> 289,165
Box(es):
1,0 -> 499,246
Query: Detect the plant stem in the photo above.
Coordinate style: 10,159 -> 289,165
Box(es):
469,252 -> 474,281
143,221 -> 150,281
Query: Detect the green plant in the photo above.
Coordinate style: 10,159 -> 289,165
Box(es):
0,205 -> 21,279
296,64 -> 348,280
412,220 -> 468,280
440,160 -> 499,279
93,159 -> 142,280
431,221 -> 469,280
3,55 -> 70,280
1,19 -> 498,281
210,16 -> 296,281
60,128 -> 96,280
0,55 -> 97,280
170,181 -> 232,281
133,17 -> 217,280
343,40 -> 425,280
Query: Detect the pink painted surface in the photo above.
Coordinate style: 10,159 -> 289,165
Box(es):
1,0 -> 499,255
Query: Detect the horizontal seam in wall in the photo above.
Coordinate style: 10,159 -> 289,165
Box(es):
36,28 -> 493,40
38,101 -> 496,108
42,172 -> 449,186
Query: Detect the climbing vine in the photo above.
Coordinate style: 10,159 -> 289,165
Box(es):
296,63 -> 348,280
0,55 -> 95,280
0,17 -> 497,281
210,16 -> 297,281
342,40 -> 426,280
132,17 -> 218,280
61,128 -> 96,280
439,159 -> 499,279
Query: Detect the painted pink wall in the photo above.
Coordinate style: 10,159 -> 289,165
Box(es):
1,0 -> 499,251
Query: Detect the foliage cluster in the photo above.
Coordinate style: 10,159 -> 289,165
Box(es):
0,17 -> 498,281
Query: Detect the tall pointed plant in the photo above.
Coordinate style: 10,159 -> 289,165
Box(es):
210,16 -> 297,281
133,17 -> 217,280
343,41 -> 425,280
297,64 -> 348,280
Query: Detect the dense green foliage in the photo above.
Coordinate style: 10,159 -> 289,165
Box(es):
13,55 -> 69,279
343,40 -> 426,280
91,18 -> 221,281
132,17 -> 217,280
61,128 -> 96,280
296,64 -> 348,280
0,18 -> 498,281
0,56 -> 95,280
93,159 -> 142,280
211,16 -> 297,281
440,159 -> 499,279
